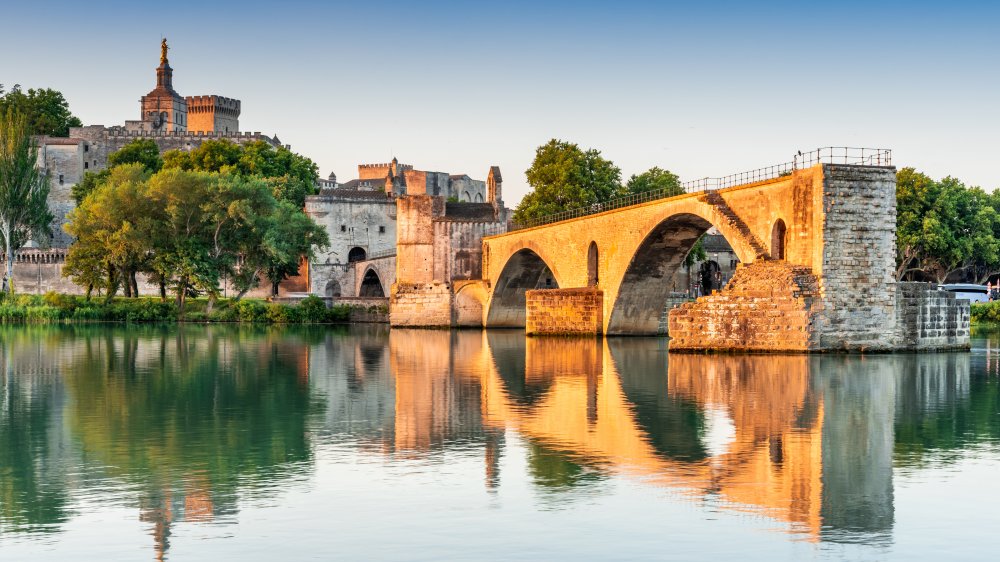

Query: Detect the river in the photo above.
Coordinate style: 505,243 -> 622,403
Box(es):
0,325 -> 998,560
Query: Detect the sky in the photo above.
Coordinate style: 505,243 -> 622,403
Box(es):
2,0 -> 998,203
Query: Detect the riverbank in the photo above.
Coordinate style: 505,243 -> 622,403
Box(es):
0,293 -> 387,324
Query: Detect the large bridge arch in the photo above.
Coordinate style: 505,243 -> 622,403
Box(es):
485,247 -> 563,328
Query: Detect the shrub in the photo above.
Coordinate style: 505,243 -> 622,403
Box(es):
971,302 -> 1000,324
328,304 -> 351,322
208,307 -> 238,323
25,306 -> 62,322
0,304 -> 26,323
236,299 -> 269,323
266,303 -> 299,324
298,295 -> 329,323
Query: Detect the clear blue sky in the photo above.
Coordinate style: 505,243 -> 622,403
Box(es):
3,0 -> 997,202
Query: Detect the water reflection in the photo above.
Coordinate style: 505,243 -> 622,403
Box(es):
1,325 -> 999,558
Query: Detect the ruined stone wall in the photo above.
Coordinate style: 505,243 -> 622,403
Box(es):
894,283 -> 969,350
668,261 -> 820,352
395,195 -> 443,284
526,288 -> 604,336
815,165 -> 898,350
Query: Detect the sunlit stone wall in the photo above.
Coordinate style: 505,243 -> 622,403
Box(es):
525,288 -> 604,336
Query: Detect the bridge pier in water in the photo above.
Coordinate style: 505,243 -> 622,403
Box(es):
390,156 -> 970,352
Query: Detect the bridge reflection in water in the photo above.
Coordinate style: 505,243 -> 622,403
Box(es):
0,325 -> 985,558
371,330 -> 968,543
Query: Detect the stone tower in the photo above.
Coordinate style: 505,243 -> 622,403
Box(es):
140,39 -> 187,132
185,95 -> 241,133
487,166 -> 503,207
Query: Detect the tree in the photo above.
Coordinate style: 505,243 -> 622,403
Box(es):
895,168 -> 999,283
162,139 -> 319,207
73,139 -> 164,203
513,139 -> 623,224
0,85 -> 82,137
63,164 -> 155,300
108,138 -> 163,172
0,108 -> 53,293
625,166 -> 683,196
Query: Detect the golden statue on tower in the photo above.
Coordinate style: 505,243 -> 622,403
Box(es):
160,38 -> 169,65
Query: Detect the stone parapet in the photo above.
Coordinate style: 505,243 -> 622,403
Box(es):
526,288 -> 604,336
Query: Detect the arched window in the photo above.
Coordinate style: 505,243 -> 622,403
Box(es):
348,247 -> 367,263
771,219 -> 787,260
359,268 -> 385,297
587,242 -> 599,287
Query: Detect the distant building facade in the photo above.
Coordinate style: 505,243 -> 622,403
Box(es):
305,159 -> 507,302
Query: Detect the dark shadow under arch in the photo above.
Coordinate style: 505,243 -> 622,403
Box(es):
486,249 -> 559,328
607,213 -> 716,335
359,268 -> 385,297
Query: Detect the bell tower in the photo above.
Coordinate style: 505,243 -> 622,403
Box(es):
140,38 -> 187,132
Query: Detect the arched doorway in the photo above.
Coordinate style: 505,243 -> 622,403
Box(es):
771,219 -> 787,260
325,280 -> 341,298
699,260 -> 721,296
348,247 -> 367,263
587,242 -> 599,287
359,268 -> 385,297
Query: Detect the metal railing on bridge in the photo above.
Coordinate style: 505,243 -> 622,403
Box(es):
507,147 -> 891,231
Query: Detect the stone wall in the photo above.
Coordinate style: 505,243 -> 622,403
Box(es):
668,261 -> 820,351
390,282 -> 451,327
895,283 -> 969,350
525,288 -> 604,336
815,165 -> 898,350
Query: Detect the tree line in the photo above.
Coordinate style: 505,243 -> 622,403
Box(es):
64,139 -> 328,312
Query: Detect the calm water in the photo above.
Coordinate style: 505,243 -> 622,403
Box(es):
1,325 -> 999,560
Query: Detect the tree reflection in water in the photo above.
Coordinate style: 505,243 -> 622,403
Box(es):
1,325 -> 999,555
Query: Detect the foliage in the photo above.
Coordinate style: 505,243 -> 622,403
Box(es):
0,293 -> 356,325
108,139 -> 163,172
513,139 -> 623,223
625,166 -> 683,196
162,139 -> 319,207
971,302 -> 1000,324
896,168 -> 1000,283
0,108 -> 54,293
0,85 -> 82,137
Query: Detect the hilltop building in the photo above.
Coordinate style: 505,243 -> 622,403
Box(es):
35,39 -> 282,248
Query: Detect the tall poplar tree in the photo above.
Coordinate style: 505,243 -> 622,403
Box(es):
0,108 -> 53,293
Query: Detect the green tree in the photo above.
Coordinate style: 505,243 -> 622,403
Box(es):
0,108 -> 54,293
63,164 -> 155,300
625,166 -> 683,196
895,168 -> 999,283
162,139 -> 319,207
107,138 -> 163,172
73,139 -> 164,203
513,139 -> 623,224
0,85 -> 82,137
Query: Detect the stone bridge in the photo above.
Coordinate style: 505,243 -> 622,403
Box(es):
391,156 -> 969,351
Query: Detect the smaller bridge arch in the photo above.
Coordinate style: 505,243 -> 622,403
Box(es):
486,248 -> 561,328
359,267 -> 386,297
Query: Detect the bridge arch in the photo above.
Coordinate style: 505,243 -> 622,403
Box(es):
486,247 -> 562,328
606,210 -> 754,335
359,267 -> 385,297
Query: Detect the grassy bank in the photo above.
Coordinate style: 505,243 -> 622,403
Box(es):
0,293 -> 370,324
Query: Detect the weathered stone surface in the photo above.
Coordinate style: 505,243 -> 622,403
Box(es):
526,288 -> 604,335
